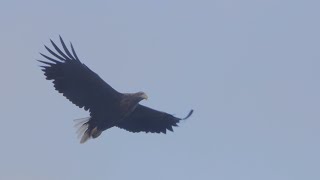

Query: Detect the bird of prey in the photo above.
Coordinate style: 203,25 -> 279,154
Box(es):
38,36 -> 193,143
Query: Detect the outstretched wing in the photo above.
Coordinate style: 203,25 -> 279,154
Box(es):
38,36 -> 122,112
117,105 -> 193,133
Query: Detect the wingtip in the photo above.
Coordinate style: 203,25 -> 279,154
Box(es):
182,109 -> 194,120
70,41 -> 80,61
59,35 -> 64,43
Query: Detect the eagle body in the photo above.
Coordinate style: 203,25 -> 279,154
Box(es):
38,36 -> 193,143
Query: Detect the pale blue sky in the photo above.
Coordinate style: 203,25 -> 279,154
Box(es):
0,0 -> 319,180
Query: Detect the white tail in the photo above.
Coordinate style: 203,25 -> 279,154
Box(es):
73,117 -> 91,143
73,117 -> 103,144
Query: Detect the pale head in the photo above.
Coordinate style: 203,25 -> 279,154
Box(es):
135,91 -> 148,101
122,91 -> 148,105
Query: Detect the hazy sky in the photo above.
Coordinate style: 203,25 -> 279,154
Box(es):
1,0 -> 319,180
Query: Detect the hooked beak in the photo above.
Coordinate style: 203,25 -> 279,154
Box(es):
141,93 -> 148,100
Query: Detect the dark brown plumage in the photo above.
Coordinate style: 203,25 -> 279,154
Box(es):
38,36 -> 193,143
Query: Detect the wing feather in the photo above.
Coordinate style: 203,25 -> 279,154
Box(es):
50,39 -> 70,60
117,105 -> 193,133
39,37 -> 122,112
59,36 -> 75,60
44,45 -> 66,61
70,42 -> 80,61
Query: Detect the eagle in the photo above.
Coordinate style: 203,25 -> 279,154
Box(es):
38,36 -> 193,143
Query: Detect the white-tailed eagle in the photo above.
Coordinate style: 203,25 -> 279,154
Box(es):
38,36 -> 193,143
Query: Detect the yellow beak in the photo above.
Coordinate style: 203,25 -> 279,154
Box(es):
141,93 -> 148,100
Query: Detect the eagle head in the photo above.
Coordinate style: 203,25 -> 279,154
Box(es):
136,91 -> 148,101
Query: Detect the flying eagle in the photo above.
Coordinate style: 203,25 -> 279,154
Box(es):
38,36 -> 193,143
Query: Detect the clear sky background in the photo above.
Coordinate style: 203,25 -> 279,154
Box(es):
0,0 -> 319,180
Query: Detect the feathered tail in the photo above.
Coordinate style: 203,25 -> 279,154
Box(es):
74,117 -> 102,143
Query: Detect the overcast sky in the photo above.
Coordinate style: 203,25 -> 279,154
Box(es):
1,0 -> 319,180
